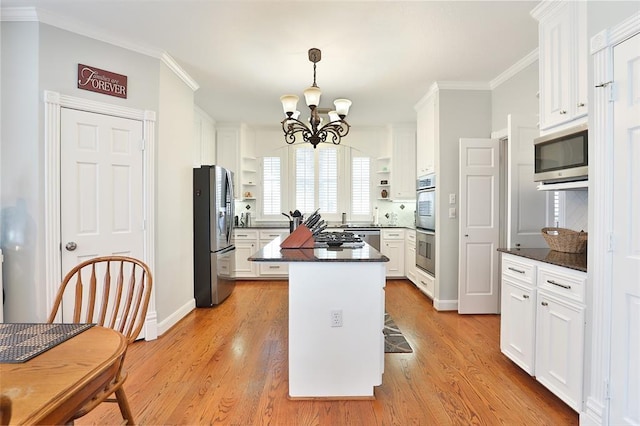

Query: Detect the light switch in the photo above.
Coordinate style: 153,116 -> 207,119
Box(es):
449,193 -> 456,204
449,207 -> 456,218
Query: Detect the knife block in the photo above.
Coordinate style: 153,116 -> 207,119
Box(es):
280,224 -> 315,249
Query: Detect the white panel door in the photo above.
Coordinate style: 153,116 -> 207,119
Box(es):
60,109 -> 144,317
458,138 -> 500,314
610,33 -> 640,426
507,115 -> 547,248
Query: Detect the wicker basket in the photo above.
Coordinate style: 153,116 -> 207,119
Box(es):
541,227 -> 588,253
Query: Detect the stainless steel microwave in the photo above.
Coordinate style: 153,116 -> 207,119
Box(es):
534,123 -> 588,183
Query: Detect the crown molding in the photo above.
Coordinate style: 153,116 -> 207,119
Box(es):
489,48 -> 538,89
161,53 -> 199,91
434,81 -> 491,91
1,6 -> 200,92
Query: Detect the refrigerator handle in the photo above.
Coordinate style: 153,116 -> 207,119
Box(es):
226,169 -> 235,245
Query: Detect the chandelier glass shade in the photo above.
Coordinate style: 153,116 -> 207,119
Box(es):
280,48 -> 351,149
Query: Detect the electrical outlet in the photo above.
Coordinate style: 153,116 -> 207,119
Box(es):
330,310 -> 343,327
449,207 -> 457,218
449,193 -> 456,204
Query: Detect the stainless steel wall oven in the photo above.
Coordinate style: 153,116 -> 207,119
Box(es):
416,229 -> 435,276
416,174 -> 436,276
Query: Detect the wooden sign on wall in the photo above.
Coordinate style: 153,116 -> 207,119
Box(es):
77,64 -> 128,98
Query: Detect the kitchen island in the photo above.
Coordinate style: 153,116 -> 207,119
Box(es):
249,237 -> 389,399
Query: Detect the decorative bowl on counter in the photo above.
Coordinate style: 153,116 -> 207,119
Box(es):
541,227 -> 588,253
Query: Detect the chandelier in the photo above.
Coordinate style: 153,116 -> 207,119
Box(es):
280,48 -> 352,149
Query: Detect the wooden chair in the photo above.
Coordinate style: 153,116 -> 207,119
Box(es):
0,394 -> 11,426
48,256 -> 153,425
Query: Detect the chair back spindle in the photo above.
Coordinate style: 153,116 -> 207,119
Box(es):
48,256 -> 152,344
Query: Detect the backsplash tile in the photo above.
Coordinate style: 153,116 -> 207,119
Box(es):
564,190 -> 588,232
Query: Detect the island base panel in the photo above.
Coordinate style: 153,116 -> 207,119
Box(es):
288,262 -> 386,398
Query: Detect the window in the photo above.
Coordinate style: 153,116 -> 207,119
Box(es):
318,149 -> 338,213
262,157 -> 281,215
352,156 -> 370,216
294,146 -> 339,214
295,148 -> 315,212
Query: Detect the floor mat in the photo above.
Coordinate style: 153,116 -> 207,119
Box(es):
384,312 -> 413,353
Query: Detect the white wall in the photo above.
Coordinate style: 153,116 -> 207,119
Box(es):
155,63 -> 196,325
0,22 -> 197,329
491,61 -> 539,133
0,22 -> 41,321
436,89 -> 492,304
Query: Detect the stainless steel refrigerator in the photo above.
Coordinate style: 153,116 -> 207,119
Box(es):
193,165 -> 236,306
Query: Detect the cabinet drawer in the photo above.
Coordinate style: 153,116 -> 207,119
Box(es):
502,255 -> 535,284
259,262 -> 289,276
382,229 -> 405,240
259,230 -> 288,240
537,266 -> 585,304
406,231 -> 416,243
233,230 -> 258,240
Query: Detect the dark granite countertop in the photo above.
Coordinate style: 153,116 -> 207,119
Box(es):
236,224 -> 413,230
249,237 -> 389,263
498,247 -> 587,273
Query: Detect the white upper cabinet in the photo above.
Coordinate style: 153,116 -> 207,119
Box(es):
193,106 -> 216,166
415,89 -> 437,176
532,1 -> 587,131
216,124 -> 255,199
391,125 -> 416,200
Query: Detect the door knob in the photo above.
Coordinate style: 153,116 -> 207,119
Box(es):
65,242 -> 77,251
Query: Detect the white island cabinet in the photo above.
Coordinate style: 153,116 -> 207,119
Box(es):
250,238 -> 388,399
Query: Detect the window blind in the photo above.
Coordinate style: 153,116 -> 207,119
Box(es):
296,148 -> 315,213
318,148 -> 338,213
352,157 -> 371,215
262,157 -> 281,215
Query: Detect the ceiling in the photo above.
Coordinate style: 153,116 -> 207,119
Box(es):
2,0 -> 540,127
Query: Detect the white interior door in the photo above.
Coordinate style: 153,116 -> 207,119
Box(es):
610,33 -> 640,426
458,138 -> 501,314
60,109 -> 144,318
507,114 -> 547,248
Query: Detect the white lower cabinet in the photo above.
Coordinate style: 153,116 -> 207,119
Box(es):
233,230 -> 258,278
500,278 -> 536,374
405,230 -> 417,284
414,267 -> 435,299
258,230 -> 289,277
233,229 -> 290,279
381,229 -> 405,277
500,253 -> 586,412
535,290 -> 585,411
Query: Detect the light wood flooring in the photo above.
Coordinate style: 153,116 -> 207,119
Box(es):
78,279 -> 578,425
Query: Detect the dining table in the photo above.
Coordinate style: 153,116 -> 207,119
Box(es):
0,324 -> 127,425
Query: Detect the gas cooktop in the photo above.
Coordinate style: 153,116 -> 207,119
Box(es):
314,231 -> 365,248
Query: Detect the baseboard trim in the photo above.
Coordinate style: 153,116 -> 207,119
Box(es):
434,298 -> 458,311
157,299 -> 196,336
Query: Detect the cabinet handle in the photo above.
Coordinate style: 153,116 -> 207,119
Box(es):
508,267 -> 525,274
269,265 -> 279,269
577,102 -> 585,107
541,301 -> 548,306
547,279 -> 571,290
236,234 -> 248,237
523,294 -> 529,299
559,110 -> 567,115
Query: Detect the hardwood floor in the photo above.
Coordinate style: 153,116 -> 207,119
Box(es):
78,280 -> 578,425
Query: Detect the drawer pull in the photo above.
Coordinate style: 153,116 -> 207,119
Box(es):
269,265 -> 280,269
522,294 -> 529,299
508,267 -> 526,274
547,279 -> 571,290
236,234 -> 248,237
541,301 -> 548,306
